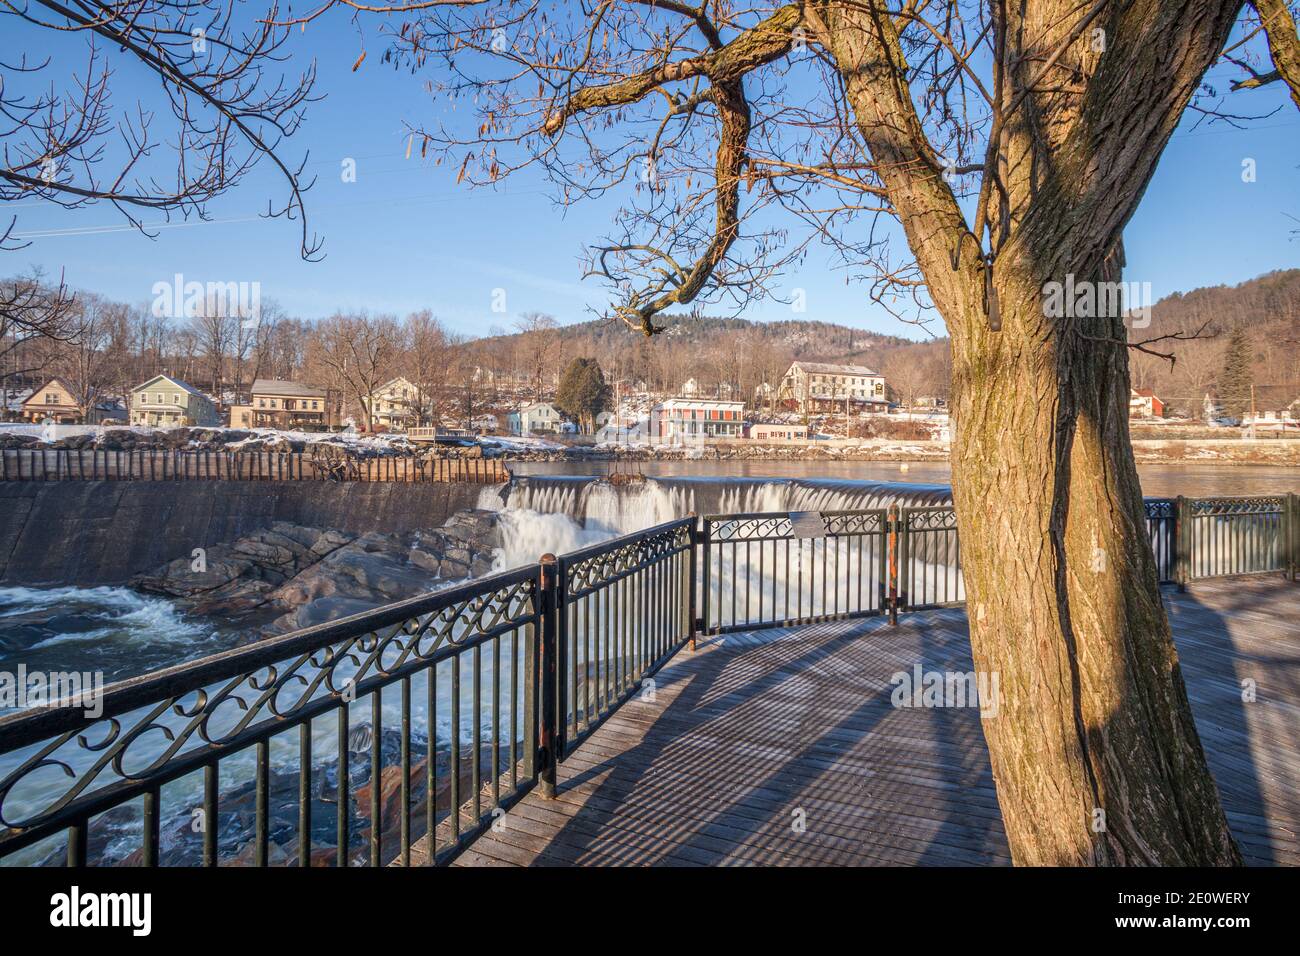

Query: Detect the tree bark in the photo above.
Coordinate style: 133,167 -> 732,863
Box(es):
947,261 -> 1241,864
815,0 -> 1247,864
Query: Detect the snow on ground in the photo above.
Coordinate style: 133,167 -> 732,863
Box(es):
0,421 -> 576,454
0,422 -> 417,450
479,435 -> 566,452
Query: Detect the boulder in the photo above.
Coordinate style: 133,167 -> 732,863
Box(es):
131,511 -> 504,635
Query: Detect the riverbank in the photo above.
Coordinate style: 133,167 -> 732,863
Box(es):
506,437 -> 1300,466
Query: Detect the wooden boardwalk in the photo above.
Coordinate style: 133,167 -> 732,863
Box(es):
455,577 -> 1300,866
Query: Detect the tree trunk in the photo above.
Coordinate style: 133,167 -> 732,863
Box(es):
948,264 -> 1241,865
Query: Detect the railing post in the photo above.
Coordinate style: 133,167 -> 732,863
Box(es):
687,512 -> 699,651
700,517 -> 712,638
1287,493 -> 1298,582
536,554 -> 559,799
1174,495 -> 1189,592
887,504 -> 899,626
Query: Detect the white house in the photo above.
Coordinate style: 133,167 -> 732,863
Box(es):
1129,388 -> 1166,419
748,422 -> 809,442
507,402 -> 562,435
361,376 -> 419,431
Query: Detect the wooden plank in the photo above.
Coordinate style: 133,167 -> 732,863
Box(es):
459,578 -> 1300,867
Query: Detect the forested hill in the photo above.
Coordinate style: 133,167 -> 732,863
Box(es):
1128,269 -> 1300,415
475,270 -> 1296,412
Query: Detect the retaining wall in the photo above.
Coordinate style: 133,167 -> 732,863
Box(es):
0,481 -> 496,586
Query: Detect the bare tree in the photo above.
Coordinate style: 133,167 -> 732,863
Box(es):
0,269 -> 82,412
56,293 -> 122,419
341,0 -> 1300,864
1,1 -> 320,259
190,307 -> 234,401
403,310 -> 453,425
309,313 -> 400,431
515,312 -> 560,402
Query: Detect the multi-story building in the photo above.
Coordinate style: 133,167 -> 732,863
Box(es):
20,378 -> 81,424
778,361 -> 887,414
361,377 -> 419,431
228,379 -> 341,430
650,398 -> 745,440
129,374 -> 221,427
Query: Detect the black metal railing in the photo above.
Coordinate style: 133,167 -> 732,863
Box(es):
1174,495 -> 1290,582
700,510 -> 888,634
554,518 -> 694,757
1,492 -> 1294,867
702,495 -> 1297,631
0,568 -> 543,868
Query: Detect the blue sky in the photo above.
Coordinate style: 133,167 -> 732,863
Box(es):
4,13 -> 1297,341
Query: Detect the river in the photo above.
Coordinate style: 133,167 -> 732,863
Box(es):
508,459 -> 1299,498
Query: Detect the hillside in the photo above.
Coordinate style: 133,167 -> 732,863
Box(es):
1128,269 -> 1300,416
475,270 -> 1298,414
473,314 -> 952,406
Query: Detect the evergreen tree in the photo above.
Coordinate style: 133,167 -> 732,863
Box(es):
555,357 -> 611,434
1217,327 -> 1254,422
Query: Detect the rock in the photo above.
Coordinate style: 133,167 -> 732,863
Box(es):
407,547 -> 443,574
132,511 -> 504,635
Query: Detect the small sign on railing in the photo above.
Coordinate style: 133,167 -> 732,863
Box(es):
789,511 -> 828,539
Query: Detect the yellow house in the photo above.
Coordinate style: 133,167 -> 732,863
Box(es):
20,378 -> 81,424
229,379 -> 341,430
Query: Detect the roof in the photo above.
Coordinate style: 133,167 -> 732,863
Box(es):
133,374 -> 207,397
250,378 -> 327,398
1132,388 -> 1162,399
790,361 -> 881,376
370,376 -> 417,395
21,378 -> 74,404
654,398 -> 745,408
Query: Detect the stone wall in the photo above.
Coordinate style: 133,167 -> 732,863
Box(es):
0,481 -> 494,586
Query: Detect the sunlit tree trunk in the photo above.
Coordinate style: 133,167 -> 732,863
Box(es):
818,0 -> 1246,864
948,263 -> 1240,864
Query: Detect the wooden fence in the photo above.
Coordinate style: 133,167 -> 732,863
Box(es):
0,448 -> 508,484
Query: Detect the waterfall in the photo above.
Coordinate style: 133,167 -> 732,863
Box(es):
476,474 -> 954,573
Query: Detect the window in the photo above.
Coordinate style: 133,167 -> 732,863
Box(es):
46,393 -> 56,404
259,399 -> 266,408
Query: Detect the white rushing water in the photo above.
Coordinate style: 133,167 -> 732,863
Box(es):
475,475 -> 963,626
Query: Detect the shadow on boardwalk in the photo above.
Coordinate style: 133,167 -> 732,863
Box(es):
455,577 -> 1299,866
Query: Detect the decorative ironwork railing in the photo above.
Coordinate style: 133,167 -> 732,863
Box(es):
554,518 -> 694,757
0,492 -> 1294,867
700,510 -> 888,633
1175,495 -> 1290,581
702,495 -> 1297,632
0,569 -> 543,868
